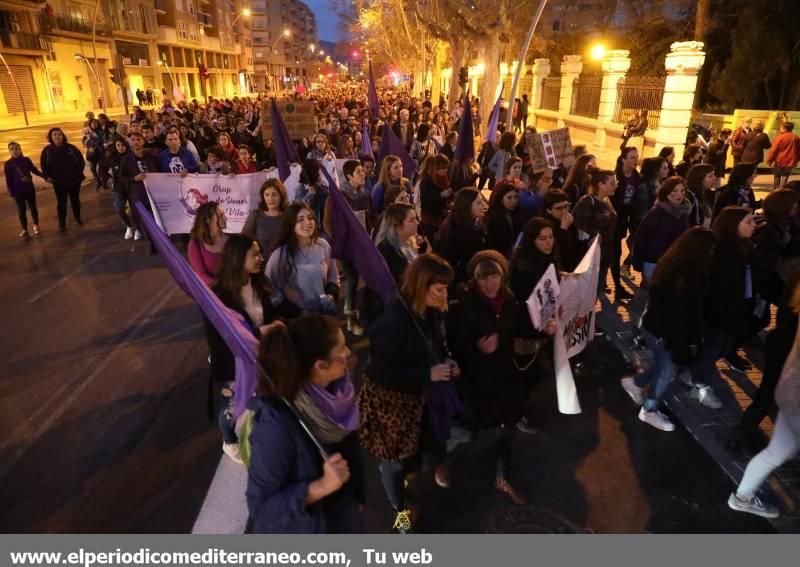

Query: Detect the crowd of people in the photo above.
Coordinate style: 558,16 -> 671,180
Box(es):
4,82 -> 800,533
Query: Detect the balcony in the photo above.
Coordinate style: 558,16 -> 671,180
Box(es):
111,14 -> 152,35
199,11 -> 213,27
39,13 -> 112,37
0,31 -> 50,52
157,25 -> 178,43
155,0 -> 167,13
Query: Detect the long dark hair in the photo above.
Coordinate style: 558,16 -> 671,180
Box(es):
615,146 -> 638,177
650,226 -> 716,288
712,205 -> 752,258
686,163 -> 714,202
511,216 -> 560,269
299,158 -> 322,185
190,202 -> 222,245
257,315 -> 341,400
564,154 -> 596,192
47,127 -> 68,145
729,163 -> 757,187
450,188 -> 480,230
274,202 -> 319,280
215,234 -> 271,311
640,157 -> 665,184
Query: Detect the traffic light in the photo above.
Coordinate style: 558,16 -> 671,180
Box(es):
109,68 -> 125,86
458,66 -> 469,89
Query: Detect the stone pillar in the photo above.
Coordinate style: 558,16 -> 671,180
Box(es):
530,58 -> 551,111
594,49 -> 631,149
654,41 -> 706,153
558,55 -> 583,124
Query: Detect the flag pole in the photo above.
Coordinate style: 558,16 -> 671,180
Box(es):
507,0 -> 549,121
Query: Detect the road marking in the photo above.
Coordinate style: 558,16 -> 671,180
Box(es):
27,253 -> 109,303
192,455 -> 249,534
0,282 -> 178,477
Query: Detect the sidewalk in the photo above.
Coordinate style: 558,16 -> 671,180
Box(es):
597,276 -> 800,533
0,107 -> 129,132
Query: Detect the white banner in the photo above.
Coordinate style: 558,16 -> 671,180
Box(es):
144,166 -> 302,235
526,263 -> 559,332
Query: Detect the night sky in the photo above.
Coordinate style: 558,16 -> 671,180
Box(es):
304,0 -> 346,42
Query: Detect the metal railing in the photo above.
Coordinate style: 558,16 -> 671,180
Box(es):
0,31 -> 50,51
38,14 -> 112,36
540,75 -> 561,111
612,75 -> 666,131
571,75 -> 601,118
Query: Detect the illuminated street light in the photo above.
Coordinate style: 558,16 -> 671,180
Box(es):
590,44 -> 606,61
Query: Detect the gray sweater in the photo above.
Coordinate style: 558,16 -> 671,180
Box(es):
242,209 -> 283,258
264,239 -> 339,312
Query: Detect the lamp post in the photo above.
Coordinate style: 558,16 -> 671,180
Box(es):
91,0 -> 107,113
158,58 -> 179,101
267,29 -> 291,93
221,8 -> 251,97
74,53 -> 102,112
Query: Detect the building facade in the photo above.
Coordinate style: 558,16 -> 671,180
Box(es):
0,0 -> 255,121
251,0 -> 317,93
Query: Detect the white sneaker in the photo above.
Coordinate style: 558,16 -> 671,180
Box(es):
621,376 -> 646,405
638,407 -> 676,431
728,493 -> 779,519
689,384 -> 722,409
222,442 -> 244,465
124,226 -> 134,240
134,229 -> 142,240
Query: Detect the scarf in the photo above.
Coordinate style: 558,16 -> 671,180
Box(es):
480,287 -> 508,317
293,373 -> 359,444
658,200 -> 692,219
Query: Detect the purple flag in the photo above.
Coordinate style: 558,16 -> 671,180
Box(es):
360,123 -> 374,159
485,87 -> 504,144
270,100 -> 300,182
319,167 -> 397,304
134,202 -> 258,419
378,122 -> 417,179
367,61 -> 379,117
453,93 -> 475,163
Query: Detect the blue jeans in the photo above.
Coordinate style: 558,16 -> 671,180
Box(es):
635,335 -> 678,411
112,191 -> 132,228
690,326 -> 737,387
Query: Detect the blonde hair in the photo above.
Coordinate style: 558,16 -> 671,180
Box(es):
378,155 -> 403,186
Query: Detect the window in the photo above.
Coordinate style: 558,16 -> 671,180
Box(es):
178,20 -> 187,39
188,1 -> 195,15
552,19 -> 561,32
189,24 -> 198,41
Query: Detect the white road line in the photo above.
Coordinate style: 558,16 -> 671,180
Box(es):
192,455 -> 249,534
0,283 -> 178,475
27,253 -> 110,303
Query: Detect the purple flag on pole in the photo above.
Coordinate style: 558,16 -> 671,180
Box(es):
367,61 -> 379,117
319,167 -> 397,304
453,93 -> 475,163
485,87 -> 504,144
378,122 -> 417,179
134,202 -> 258,419
270,99 -> 300,182
360,123 -> 374,159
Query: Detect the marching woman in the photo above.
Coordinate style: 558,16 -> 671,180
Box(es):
539,189 -> 581,272
612,146 -> 641,286
621,227 -> 717,431
573,169 -> 623,297
295,159 -> 329,230
418,154 -> 454,243
209,235 -> 301,463
265,202 -> 340,315
5,142 -> 44,238
242,178 -> 289,260
217,131 -> 239,164
488,131 -> 517,187
372,155 -> 413,216
562,153 -> 597,205
631,176 -> 691,286
449,250 -> 528,504
40,127 -> 86,232
104,137 -> 137,239
359,254 -> 461,534
188,202 -> 229,286
486,183 -> 524,258
374,203 -> 423,283
685,163 -> 716,227
631,156 -> 669,238
435,188 -> 488,285
492,157 -> 526,195
247,315 -> 364,532
508,218 -> 560,434
687,206 -> 757,409
714,162 -> 758,216
727,277 -> 800,520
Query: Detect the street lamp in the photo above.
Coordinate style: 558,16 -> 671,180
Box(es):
221,9 -> 252,97
590,44 -> 606,61
267,29 -> 291,93
74,53 -> 103,111
158,58 -> 180,100
90,0 -> 107,114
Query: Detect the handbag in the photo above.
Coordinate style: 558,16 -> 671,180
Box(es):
358,375 -> 424,462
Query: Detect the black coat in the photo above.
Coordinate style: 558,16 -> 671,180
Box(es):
752,216 -> 791,304
435,221 -> 488,284
486,209 -> 523,258
40,143 -> 85,186
540,211 -> 582,272
713,184 -> 756,216
509,252 -> 557,340
704,239 -> 755,336
643,273 -> 705,365
448,287 -> 525,428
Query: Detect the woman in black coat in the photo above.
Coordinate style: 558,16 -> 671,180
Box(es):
449,251 -> 527,504
539,189 -> 581,272
486,184 -> 524,258
435,188 -> 487,284
714,163 -> 758,216
419,154 -> 453,243
622,227 -> 717,431
40,127 -> 86,231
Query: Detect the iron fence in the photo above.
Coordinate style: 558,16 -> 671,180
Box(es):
612,75 -> 666,131
38,14 -> 112,36
540,75 -> 561,111
0,31 -> 50,51
571,75 -> 601,118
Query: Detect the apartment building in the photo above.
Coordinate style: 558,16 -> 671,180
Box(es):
0,0 -> 255,120
250,0 -> 317,93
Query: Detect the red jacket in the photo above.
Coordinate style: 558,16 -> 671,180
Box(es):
766,131 -> 800,168
233,159 -> 256,174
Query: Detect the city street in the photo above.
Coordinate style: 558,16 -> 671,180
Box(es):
0,184 -> 773,533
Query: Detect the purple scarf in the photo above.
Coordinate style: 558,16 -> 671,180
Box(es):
302,373 -> 359,433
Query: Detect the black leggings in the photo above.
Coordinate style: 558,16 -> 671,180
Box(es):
14,193 -> 39,231
53,183 -> 82,226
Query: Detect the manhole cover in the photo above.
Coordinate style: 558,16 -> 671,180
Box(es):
484,506 -> 585,533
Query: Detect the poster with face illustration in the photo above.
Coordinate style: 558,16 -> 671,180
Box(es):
527,263 -> 560,331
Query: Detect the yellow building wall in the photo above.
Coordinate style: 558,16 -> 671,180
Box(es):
43,37 -> 114,113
